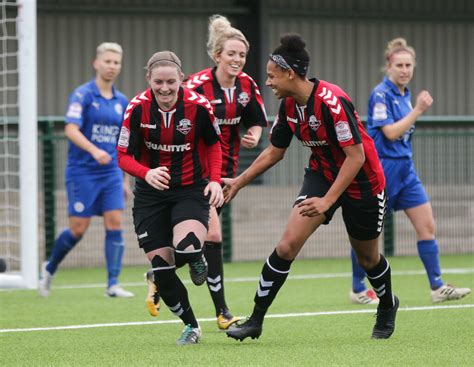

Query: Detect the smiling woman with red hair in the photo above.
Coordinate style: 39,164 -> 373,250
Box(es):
117,50 -> 224,345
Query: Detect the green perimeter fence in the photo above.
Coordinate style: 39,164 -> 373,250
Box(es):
37,117 -> 474,267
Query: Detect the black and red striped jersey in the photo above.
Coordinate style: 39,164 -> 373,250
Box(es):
184,67 -> 268,178
270,79 -> 385,199
117,87 -> 220,188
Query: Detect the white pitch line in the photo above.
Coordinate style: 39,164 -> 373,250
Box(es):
31,267 -> 474,290
1,268 -> 472,292
1,304 -> 472,334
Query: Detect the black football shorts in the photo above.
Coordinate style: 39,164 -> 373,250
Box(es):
132,181 -> 210,252
294,168 -> 386,240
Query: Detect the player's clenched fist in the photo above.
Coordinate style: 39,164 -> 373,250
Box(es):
414,90 -> 433,113
145,166 -> 170,190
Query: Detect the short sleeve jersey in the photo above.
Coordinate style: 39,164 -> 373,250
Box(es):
270,79 -> 385,199
367,76 -> 414,159
64,79 -> 128,175
117,87 -> 220,188
184,68 -> 268,178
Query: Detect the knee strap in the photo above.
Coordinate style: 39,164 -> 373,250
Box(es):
175,232 -> 201,253
151,255 -> 174,270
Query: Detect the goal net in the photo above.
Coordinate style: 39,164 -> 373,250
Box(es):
0,0 -> 37,289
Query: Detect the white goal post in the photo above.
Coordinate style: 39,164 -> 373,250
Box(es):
0,0 -> 38,289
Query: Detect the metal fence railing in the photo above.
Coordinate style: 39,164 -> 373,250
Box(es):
38,117 -> 474,267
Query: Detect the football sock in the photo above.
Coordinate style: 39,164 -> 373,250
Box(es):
203,241 -> 227,315
351,248 -> 368,293
105,229 -> 124,288
174,252 -> 186,269
46,229 -> 80,274
152,255 -> 198,328
417,239 -> 443,289
366,254 -> 394,309
252,248 -> 293,323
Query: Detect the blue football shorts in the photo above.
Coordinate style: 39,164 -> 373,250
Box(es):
66,168 -> 124,217
380,157 -> 429,213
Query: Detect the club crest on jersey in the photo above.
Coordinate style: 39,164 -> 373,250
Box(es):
115,103 -> 123,115
308,115 -> 321,131
177,119 -> 192,135
237,92 -> 250,107
73,201 -> 85,213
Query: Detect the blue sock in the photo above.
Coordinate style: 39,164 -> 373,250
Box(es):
47,229 -> 80,275
417,239 -> 443,289
351,248 -> 368,293
105,229 -> 124,288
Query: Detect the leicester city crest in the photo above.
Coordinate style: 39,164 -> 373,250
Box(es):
114,103 -> 123,115
177,118 -> 192,135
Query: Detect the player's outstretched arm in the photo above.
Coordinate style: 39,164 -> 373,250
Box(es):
241,126 -> 263,149
223,143 -> 285,202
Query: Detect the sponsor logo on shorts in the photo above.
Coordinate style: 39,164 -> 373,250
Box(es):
138,231 -> 148,239
377,191 -> 386,232
295,195 -> 308,201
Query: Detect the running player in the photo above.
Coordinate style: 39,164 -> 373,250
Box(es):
117,51 -> 224,345
349,37 -> 471,304
39,42 -> 134,298
182,14 -> 268,330
224,34 -> 399,341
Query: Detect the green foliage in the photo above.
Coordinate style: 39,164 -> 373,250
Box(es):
1,254 -> 473,366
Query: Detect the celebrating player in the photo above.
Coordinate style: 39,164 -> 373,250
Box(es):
39,42 -> 134,298
349,37 -> 471,304
117,51 -> 224,345
182,14 -> 268,330
224,34 -> 399,341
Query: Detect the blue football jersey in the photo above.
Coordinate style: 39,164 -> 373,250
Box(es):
64,79 -> 128,176
367,77 -> 415,159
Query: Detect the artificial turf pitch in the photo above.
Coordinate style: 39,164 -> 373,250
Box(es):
1,254 -> 473,366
